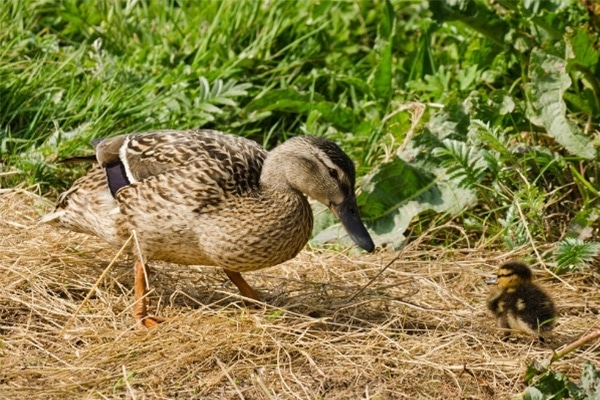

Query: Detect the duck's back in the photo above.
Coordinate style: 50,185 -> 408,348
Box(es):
109,130 -> 267,191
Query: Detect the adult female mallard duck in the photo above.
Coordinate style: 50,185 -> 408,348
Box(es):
41,129 -> 375,327
486,261 -> 557,339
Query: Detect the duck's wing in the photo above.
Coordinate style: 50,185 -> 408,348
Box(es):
93,129 -> 267,196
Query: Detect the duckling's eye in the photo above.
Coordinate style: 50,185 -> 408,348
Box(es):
328,168 -> 339,179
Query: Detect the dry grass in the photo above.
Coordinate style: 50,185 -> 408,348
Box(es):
1,188 -> 599,399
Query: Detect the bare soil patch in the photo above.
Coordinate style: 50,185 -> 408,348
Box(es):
1,188 -> 598,399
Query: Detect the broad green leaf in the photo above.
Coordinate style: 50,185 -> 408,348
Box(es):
528,370 -> 571,400
526,48 -> 596,159
576,361 -> 600,400
429,0 -> 509,47
489,89 -> 515,115
523,387 -> 545,400
311,156 -> 476,249
357,158 -> 435,220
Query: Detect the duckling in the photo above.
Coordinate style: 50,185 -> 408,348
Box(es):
486,261 -> 557,339
41,129 -> 375,327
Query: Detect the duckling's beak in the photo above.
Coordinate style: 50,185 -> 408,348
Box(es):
485,277 -> 498,285
331,197 -> 375,252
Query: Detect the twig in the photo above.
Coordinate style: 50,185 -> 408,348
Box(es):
549,329 -> 600,365
131,229 -> 149,290
345,253 -> 402,303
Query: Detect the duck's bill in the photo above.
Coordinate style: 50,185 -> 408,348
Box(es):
331,198 -> 375,252
485,277 -> 498,285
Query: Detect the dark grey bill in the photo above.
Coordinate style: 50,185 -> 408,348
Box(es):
331,197 -> 375,252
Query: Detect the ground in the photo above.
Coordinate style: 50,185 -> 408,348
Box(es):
0,188 -> 598,399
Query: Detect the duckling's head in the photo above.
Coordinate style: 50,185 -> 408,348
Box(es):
492,262 -> 534,289
262,136 -> 375,252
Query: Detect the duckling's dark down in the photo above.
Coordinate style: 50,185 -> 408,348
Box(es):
486,262 -> 557,338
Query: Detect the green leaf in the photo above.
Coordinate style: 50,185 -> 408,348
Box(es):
429,0 -> 509,47
531,370 -> 571,400
247,89 -> 357,131
433,139 -> 489,190
456,64 -> 480,92
523,387 -> 545,400
374,40 -> 393,101
554,238 -> 600,273
357,157 -> 435,220
489,89 -> 515,115
524,361 -> 600,400
311,156 -> 476,249
378,0 -> 395,39
524,360 -> 547,383
526,48 -> 596,159
567,27 -> 600,70
576,361 -> 600,400
374,0 -> 394,101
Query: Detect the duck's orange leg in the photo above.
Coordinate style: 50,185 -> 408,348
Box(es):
223,269 -> 261,302
134,259 -> 165,328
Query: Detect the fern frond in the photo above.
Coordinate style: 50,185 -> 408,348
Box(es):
554,238 -> 600,273
433,139 -> 489,189
469,119 -> 511,155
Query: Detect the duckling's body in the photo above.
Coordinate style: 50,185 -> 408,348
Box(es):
41,129 -> 374,326
486,262 -> 556,338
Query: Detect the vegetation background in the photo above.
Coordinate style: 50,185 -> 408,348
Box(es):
1,0 -> 599,398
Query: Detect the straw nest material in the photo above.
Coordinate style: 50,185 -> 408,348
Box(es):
1,188 -> 598,399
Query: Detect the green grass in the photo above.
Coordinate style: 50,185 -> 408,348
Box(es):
0,0 -> 405,155
1,0 -> 599,264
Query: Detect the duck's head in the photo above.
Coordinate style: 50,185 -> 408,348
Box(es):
262,136 -> 375,253
488,261 -> 533,288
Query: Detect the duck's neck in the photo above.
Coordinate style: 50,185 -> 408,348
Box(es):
260,144 -> 300,194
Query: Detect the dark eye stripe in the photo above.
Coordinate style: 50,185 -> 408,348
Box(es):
496,273 -> 514,278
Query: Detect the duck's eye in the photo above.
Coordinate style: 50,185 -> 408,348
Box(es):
328,168 -> 339,179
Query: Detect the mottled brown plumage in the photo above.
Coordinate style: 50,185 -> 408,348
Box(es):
41,129 -> 374,327
486,262 -> 556,339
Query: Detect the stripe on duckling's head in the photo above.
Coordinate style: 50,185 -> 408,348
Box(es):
496,261 -> 534,288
